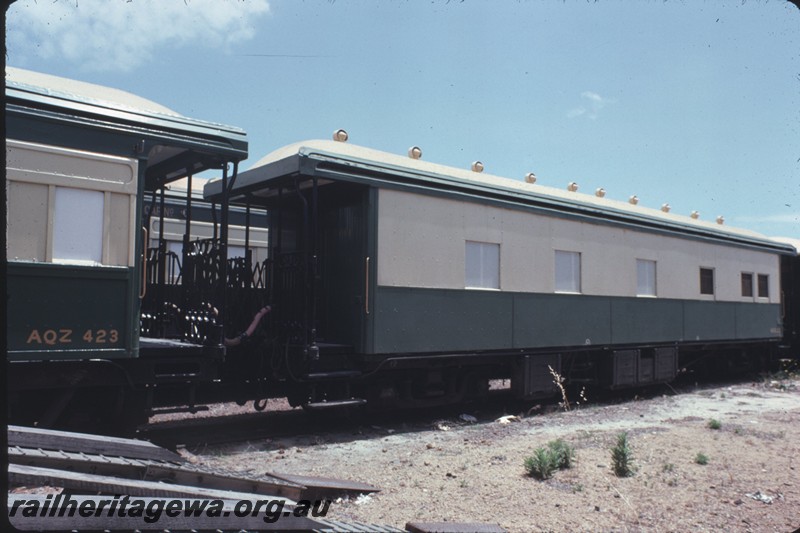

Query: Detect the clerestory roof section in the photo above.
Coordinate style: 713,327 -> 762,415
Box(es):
7,67 -> 181,116
205,139 -> 795,255
5,67 -> 248,182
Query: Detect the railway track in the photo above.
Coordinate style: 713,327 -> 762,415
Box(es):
138,370 -> 765,451
141,400 -> 484,450
139,383 -> 677,449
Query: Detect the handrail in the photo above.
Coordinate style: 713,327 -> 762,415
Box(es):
365,256 -> 370,315
139,227 -> 148,299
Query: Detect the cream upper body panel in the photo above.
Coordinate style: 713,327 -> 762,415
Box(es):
212,139 -> 789,304
6,139 -> 138,267
377,188 -> 780,303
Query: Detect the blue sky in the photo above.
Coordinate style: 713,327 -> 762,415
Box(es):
7,0 -> 799,237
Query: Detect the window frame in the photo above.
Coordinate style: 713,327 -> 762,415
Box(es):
757,274 -> 769,299
699,267 -> 715,296
741,272 -> 754,298
636,259 -> 657,297
52,187 -> 105,265
465,240 -> 501,290
554,250 -> 582,294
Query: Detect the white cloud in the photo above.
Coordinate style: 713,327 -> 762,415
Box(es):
567,91 -> 613,120
581,91 -> 603,103
567,107 -> 586,119
8,0 -> 270,72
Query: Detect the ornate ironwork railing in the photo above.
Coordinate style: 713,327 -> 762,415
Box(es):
140,239 -> 271,344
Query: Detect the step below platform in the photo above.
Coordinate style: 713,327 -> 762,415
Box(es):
305,370 -> 363,380
303,398 -> 367,410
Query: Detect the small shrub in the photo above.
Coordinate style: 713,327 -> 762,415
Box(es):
547,439 -> 575,469
708,419 -> 722,430
524,447 -> 557,480
662,463 -> 675,473
611,432 -> 634,477
695,452 -> 709,465
524,439 -> 576,480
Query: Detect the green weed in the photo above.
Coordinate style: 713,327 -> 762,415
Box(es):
524,439 -> 576,480
694,452 -> 709,465
611,432 -> 634,477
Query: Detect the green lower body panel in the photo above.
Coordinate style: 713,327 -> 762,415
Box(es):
372,287 -> 513,353
514,293 -> 612,347
733,302 -> 784,339
609,297 -> 685,344
371,286 -> 782,354
683,300 -> 736,341
7,262 -> 136,361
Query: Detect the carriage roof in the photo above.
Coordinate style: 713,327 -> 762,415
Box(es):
6,68 -> 248,183
6,67 -> 246,137
771,237 -> 800,256
207,139 -> 793,255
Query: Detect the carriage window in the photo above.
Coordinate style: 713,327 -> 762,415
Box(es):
636,259 -> 657,296
53,187 -> 104,264
228,245 -> 246,259
700,267 -> 714,295
757,274 -> 769,298
555,250 -> 581,293
741,272 -> 753,297
166,241 -> 183,257
465,241 -> 500,289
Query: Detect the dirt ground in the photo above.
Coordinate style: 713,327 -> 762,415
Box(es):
195,376 -> 800,533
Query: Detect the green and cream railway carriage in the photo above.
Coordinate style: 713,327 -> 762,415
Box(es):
6,68 -> 249,428
6,67 -> 797,429
206,137 -> 795,406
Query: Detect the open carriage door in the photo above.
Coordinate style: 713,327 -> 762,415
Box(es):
204,142 -> 378,376
269,178 -> 372,362
316,182 -> 372,355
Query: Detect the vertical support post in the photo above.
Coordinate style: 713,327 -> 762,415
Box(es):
211,202 -> 218,240
245,198 -> 251,250
270,188 -> 283,321
295,180 -> 310,353
217,163 -> 230,347
156,185 -> 167,337
276,188 -> 283,251
310,176 -> 319,347
216,161 -> 240,348
245,198 -> 252,289
158,186 -> 166,282
184,170 -> 193,257
182,169 -> 193,338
